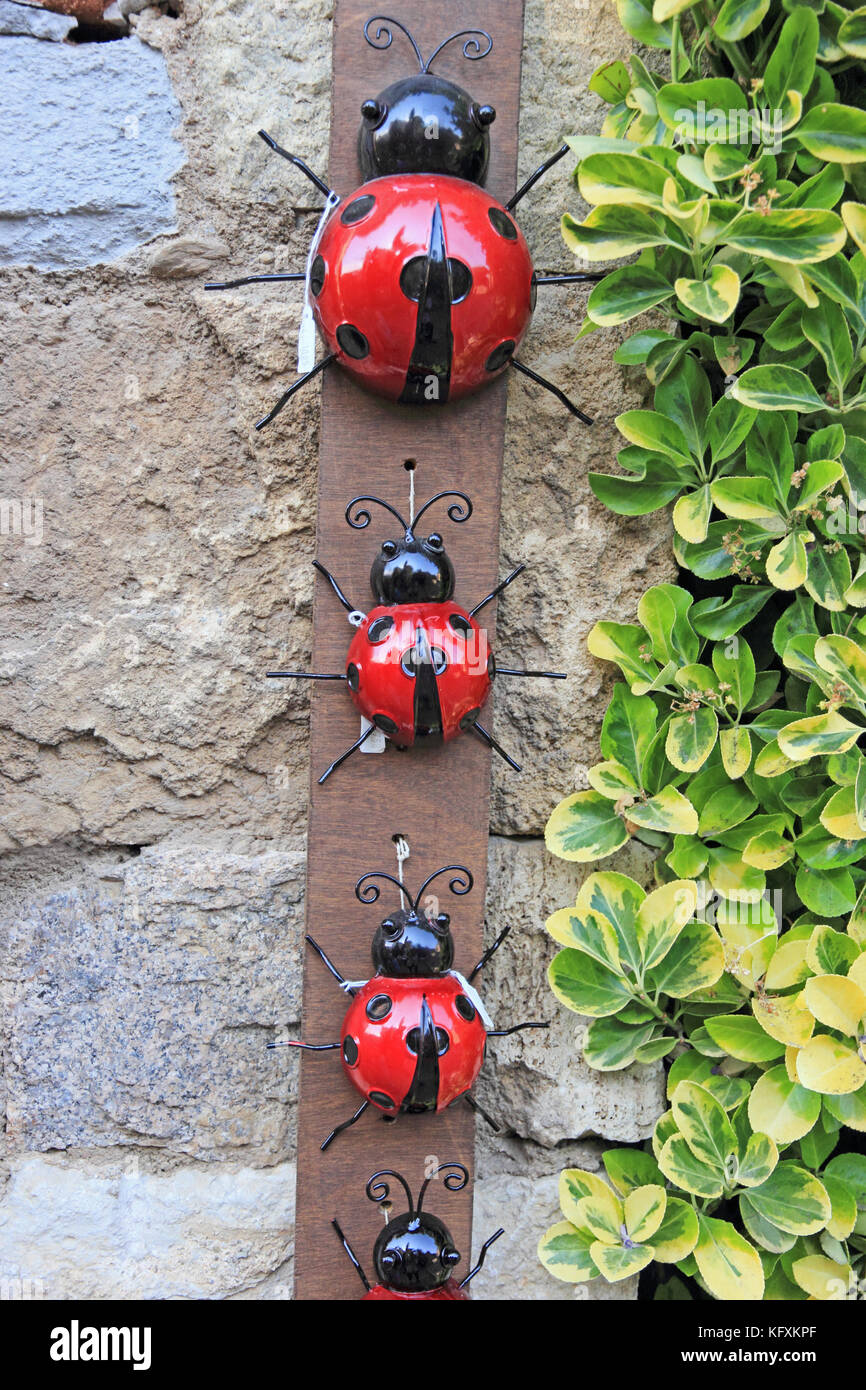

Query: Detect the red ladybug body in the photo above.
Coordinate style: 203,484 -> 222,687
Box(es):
312,175 -> 534,405
278,861 -> 547,1149
341,974 -> 487,1117
346,601 -> 492,746
268,489 -> 565,783
206,16 -> 598,428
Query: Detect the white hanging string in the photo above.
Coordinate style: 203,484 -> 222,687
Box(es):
394,835 -> 410,908
408,465 -> 415,526
297,191 -> 340,372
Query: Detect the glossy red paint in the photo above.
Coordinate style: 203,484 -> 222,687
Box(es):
345,601 -> 493,746
312,174 -> 534,403
341,975 -> 487,1115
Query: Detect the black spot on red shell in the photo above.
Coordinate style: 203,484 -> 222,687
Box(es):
366,994 -> 392,1021
342,1035 -> 359,1065
488,206 -> 517,240
347,662 -> 360,692
341,194 -> 376,225
310,254 -> 325,296
336,323 -> 370,359
485,340 -> 515,372
373,712 -> 398,735
399,256 -> 473,304
406,1026 -> 450,1055
368,615 -> 394,643
369,1090 -> 396,1108
455,994 -> 476,1022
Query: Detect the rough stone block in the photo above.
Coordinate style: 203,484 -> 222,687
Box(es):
0,33 -> 183,268
0,1 -> 75,40
1,846 -> 305,1158
472,1152 -> 639,1301
478,837 -> 666,1146
0,1153 -> 295,1299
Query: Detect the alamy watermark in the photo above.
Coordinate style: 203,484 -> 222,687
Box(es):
0,496 -> 43,547
826,488 -> 866,536
673,100 -> 785,156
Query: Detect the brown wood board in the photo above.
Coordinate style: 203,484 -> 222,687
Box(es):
290,0 -> 526,1300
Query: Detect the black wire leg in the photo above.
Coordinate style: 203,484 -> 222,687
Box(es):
321,1100 -> 370,1152
267,1039 -> 340,1050
266,670 -> 346,680
318,724 -> 377,785
305,933 -> 352,992
468,926 -> 511,984
535,272 -> 606,285
255,353 -> 335,430
468,565 -> 526,618
487,1021 -> 550,1038
510,358 -> 593,425
464,1092 -> 501,1132
471,720 -> 521,772
204,272 -> 305,290
495,667 -> 567,679
332,1219 -> 371,1292
258,129 -> 334,198
506,143 -> 569,210
313,560 -> 358,614
459,1228 -> 505,1289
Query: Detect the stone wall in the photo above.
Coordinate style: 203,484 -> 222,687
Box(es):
0,0 -> 672,1300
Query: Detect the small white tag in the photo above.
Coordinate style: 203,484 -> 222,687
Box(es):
297,305 -> 317,373
298,190 -> 340,373
360,714 -> 386,754
450,972 -> 494,1030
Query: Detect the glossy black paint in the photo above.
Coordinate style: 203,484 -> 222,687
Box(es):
402,995 -> 440,1113
373,1209 -> 459,1292
367,1164 -> 466,1293
399,202 -> 453,405
370,534 -> 455,604
371,906 -> 455,978
358,73 -> 494,183
409,624 -> 445,741
333,1161 -> 505,1296
346,491 -> 471,605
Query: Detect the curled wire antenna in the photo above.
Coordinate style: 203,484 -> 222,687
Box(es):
345,491 -> 472,537
412,864 -> 473,912
355,870 -> 406,906
355,864 -> 474,912
363,16 -> 493,74
409,490 -> 473,531
345,495 -> 410,534
366,1168 -> 415,1215
417,1162 -> 469,1213
425,30 -> 493,71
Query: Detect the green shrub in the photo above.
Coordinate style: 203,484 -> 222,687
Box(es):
540,0 -> 866,1302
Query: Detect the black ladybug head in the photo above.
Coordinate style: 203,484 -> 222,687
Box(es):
372,906 -> 454,976
359,18 -> 495,183
345,491 -> 472,606
356,863 -> 473,978
367,1166 -> 466,1293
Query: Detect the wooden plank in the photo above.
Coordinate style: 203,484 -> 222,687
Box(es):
291,0 -> 525,1300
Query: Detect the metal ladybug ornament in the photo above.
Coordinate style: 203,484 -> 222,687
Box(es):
205,14 -> 602,427
333,1164 -> 504,1300
267,488 -> 566,783
269,863 -> 547,1149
